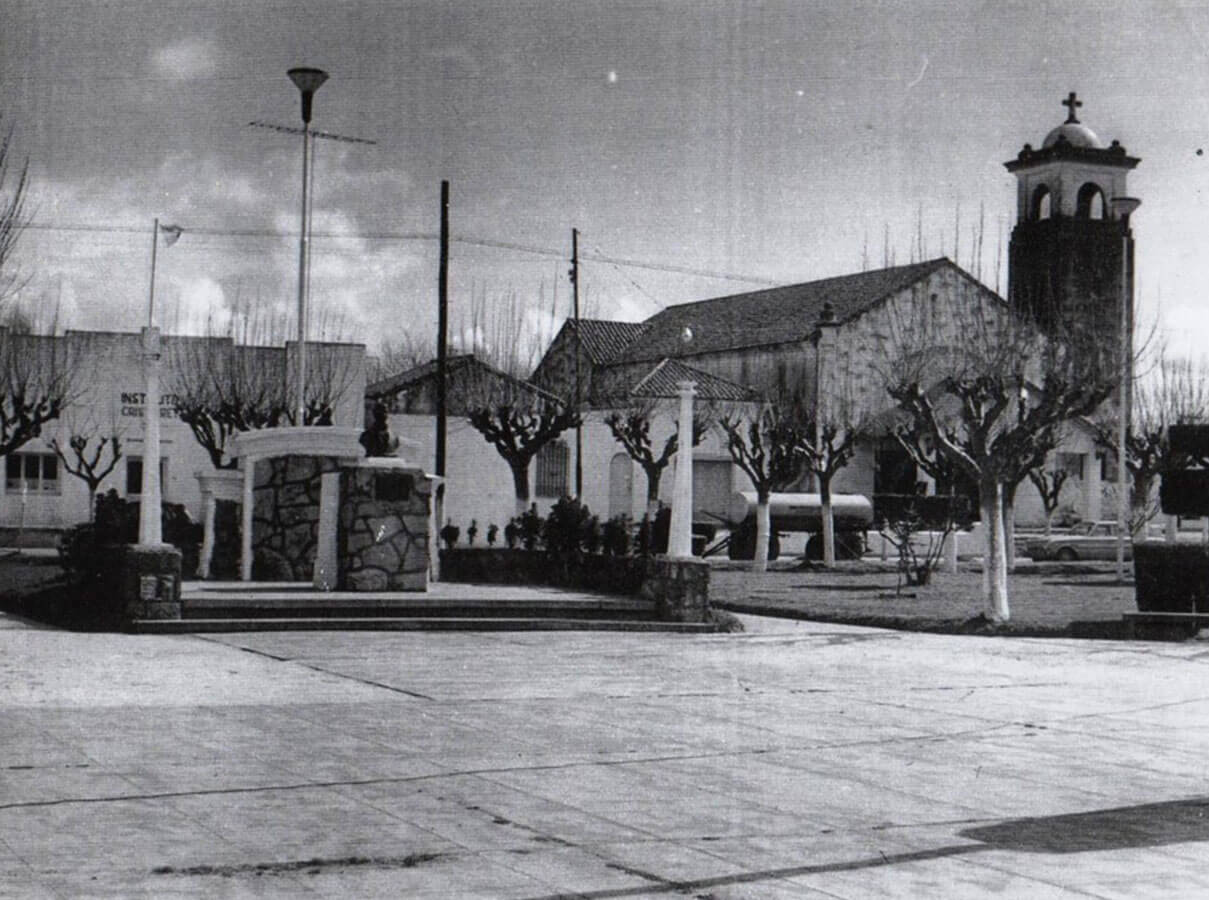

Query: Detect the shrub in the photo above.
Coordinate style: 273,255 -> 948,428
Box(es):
543,496 -> 593,555
58,489 -> 202,584
486,523 -> 498,546
601,515 -> 631,556
517,504 -> 543,551
439,521 -> 460,549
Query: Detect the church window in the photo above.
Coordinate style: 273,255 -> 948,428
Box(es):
535,440 -> 569,498
1076,183 -> 1105,219
1032,185 -> 1052,220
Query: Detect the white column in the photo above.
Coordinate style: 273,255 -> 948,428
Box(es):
313,470 -> 341,591
240,458 -> 255,581
138,326 -> 163,545
667,381 -> 696,558
198,487 -> 216,578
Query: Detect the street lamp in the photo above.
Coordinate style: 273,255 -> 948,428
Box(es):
287,66 -> 328,425
1111,195 -> 1140,583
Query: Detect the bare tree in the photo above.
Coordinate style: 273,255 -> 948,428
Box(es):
886,306 -> 1115,622
604,399 -> 711,516
49,406 -> 125,522
0,117 -> 30,307
1027,465 -> 1071,537
718,405 -> 805,573
463,362 -> 580,517
168,316 -> 359,469
1091,352 -> 1209,535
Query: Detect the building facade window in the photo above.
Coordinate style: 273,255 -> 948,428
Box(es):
126,456 -> 168,497
535,440 -> 569,498
5,453 -> 60,495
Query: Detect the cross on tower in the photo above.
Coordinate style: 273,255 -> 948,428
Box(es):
1062,91 -> 1082,124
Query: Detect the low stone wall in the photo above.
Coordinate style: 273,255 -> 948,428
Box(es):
338,467 -> 432,591
439,549 -> 710,622
252,456 -> 334,580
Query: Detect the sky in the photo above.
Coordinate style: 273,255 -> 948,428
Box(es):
3,0 -> 1209,364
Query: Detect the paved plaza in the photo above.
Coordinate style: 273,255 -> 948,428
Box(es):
3,610 -> 1209,898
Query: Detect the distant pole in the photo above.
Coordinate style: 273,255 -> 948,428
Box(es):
572,227 -> 583,498
437,181 -> 449,482
148,217 -> 160,327
1112,197 -> 1140,583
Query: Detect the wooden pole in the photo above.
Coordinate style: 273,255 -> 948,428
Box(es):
437,181 -> 449,482
572,227 -> 583,498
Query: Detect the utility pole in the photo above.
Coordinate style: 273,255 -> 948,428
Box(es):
437,181 -> 449,489
571,228 -> 583,499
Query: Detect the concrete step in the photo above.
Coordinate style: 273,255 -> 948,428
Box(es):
181,595 -> 660,620
133,616 -> 720,634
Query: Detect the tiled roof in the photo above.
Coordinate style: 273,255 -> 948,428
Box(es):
365,354 -> 478,397
614,258 -> 953,363
366,354 -> 560,405
628,358 -> 759,402
567,319 -> 647,363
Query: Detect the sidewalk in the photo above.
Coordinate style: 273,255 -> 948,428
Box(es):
3,611 -> 1209,897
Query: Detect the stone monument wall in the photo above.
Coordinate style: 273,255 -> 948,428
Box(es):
252,456 -> 334,580
338,467 -> 432,591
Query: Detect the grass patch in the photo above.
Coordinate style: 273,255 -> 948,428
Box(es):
710,559 -> 1138,638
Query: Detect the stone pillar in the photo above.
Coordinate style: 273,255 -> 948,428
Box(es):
667,380 -> 696,558
313,471 -> 341,590
120,544 -> 182,625
138,327 -> 163,546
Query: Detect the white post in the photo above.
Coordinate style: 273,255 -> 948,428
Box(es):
313,470 -> 341,590
240,458 -> 254,581
138,326 -> 163,545
198,487 -> 216,578
947,529 -> 959,573
667,381 -> 696,558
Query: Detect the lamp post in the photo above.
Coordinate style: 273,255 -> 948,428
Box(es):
1111,196 -> 1140,583
287,67 -> 328,426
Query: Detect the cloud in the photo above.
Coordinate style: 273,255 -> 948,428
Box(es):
152,37 -> 219,81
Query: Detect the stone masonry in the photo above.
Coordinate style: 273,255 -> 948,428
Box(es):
338,466 -> 433,591
252,455 -> 336,581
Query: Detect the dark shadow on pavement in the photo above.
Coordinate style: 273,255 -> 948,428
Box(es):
520,797 -> 1209,899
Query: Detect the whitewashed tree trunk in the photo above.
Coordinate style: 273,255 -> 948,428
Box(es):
981,480 -> 1010,621
820,476 -> 836,567
753,497 -> 771,573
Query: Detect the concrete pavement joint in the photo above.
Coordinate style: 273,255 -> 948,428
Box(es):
202,636 -> 436,700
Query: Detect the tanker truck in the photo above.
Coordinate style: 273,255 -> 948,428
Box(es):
718,492 -> 874,561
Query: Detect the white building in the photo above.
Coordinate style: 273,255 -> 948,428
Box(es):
0,330 -> 365,538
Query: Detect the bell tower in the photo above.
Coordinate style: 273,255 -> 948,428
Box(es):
1005,93 -> 1140,353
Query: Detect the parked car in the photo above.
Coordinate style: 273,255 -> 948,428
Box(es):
1025,521 -> 1131,561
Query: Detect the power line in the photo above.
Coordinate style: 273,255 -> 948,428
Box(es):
22,221 -> 783,285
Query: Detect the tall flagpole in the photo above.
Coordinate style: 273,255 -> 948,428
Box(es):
139,219 -> 163,545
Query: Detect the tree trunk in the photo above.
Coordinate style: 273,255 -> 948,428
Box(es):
1003,486 -> 1017,573
1044,512 -> 1053,537
980,479 -> 1010,622
511,462 -> 530,519
752,495 -> 771,574
645,465 -> 663,518
820,474 -> 836,567
87,486 -> 97,524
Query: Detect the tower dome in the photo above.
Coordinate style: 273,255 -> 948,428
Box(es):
1042,121 -> 1104,149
